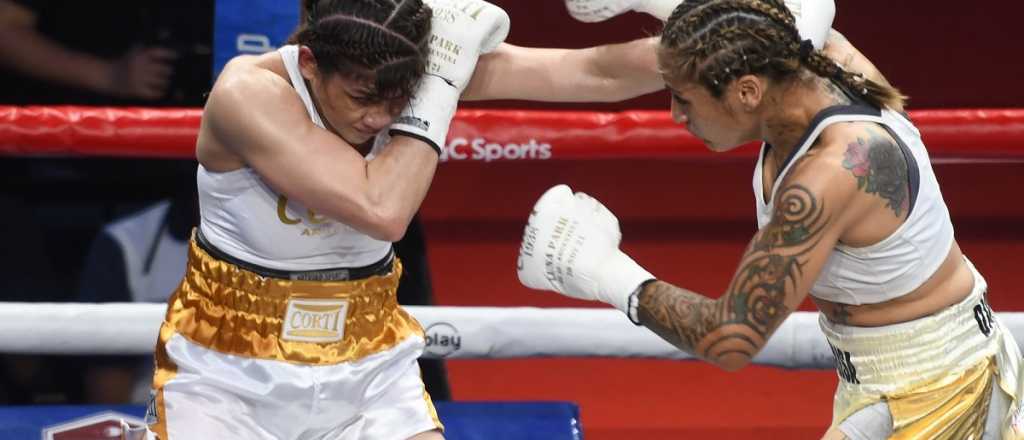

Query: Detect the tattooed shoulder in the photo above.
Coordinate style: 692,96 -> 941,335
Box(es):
840,129 -> 910,217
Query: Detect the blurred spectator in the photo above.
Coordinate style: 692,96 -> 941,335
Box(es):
0,0 -> 212,404
75,162 -> 198,404
0,0 -> 211,105
0,0 -> 213,296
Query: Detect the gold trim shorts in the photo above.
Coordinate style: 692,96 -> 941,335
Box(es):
144,238 -> 442,440
822,259 -> 1021,439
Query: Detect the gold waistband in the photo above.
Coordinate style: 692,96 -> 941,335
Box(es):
158,237 -> 422,365
822,260 -> 1023,435
820,286 -> 995,390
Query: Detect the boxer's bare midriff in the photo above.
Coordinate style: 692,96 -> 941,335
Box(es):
813,242 -> 975,327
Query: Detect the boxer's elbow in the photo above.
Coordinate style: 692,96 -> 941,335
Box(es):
713,354 -> 753,372
364,207 -> 409,242
376,219 -> 409,243
701,330 -> 763,372
364,221 -> 407,243
343,185 -> 414,242
308,193 -> 404,242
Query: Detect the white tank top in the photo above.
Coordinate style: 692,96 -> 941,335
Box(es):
753,104 -> 954,305
197,45 -> 392,270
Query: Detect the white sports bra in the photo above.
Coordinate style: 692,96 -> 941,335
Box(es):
196,45 -> 392,270
753,104 -> 954,305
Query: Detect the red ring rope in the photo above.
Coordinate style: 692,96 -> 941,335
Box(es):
1,106 -> 1021,161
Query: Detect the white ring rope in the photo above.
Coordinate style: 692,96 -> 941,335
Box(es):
3,303 -> 1023,369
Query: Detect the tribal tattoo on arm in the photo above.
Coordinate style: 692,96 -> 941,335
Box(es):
637,184 -> 831,367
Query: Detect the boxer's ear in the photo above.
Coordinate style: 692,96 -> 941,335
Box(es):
297,45 -> 319,80
733,74 -> 765,113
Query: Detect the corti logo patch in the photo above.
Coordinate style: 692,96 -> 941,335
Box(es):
282,298 -> 348,343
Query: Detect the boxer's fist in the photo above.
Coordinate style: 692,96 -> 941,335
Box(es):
565,0 -> 677,23
566,0 -> 834,50
390,0 -> 510,152
423,0 -> 510,91
785,0 -> 834,51
517,185 -> 655,318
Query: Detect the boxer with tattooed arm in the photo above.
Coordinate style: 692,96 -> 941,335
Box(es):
514,1 -> 1023,439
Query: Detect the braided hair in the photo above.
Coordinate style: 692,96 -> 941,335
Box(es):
289,0 -> 431,104
658,0 -> 904,109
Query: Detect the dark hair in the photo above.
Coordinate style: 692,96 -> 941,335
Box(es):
288,0 -> 432,104
658,0 -> 904,109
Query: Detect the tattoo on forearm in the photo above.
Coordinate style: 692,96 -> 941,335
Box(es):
842,131 -> 909,217
638,185 -> 828,364
637,283 -> 720,354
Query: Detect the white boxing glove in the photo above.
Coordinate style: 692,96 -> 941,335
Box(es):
566,0 -> 834,50
426,0 -> 511,57
390,0 -> 511,152
787,0 -> 834,52
517,185 -> 655,321
564,0 -> 677,23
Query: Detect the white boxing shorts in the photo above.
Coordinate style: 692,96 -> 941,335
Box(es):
144,236 -> 442,440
